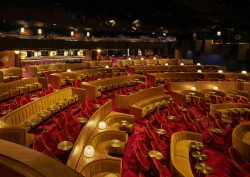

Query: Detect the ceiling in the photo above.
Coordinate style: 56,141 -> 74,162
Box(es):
0,0 -> 250,36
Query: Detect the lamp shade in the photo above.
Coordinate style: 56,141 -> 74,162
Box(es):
128,57 -> 131,60
197,70 -> 202,73
67,69 -> 71,72
218,70 -> 223,73
180,63 -> 184,66
98,121 -> 106,130
191,87 -> 196,91
197,63 -> 201,66
165,63 -> 169,66
105,65 -> 109,68
241,70 -> 247,74
213,86 -> 219,90
84,145 -> 94,158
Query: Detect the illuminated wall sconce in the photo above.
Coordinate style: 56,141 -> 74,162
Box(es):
67,69 -> 72,72
49,51 -> 57,57
70,31 -> 74,36
64,51 -> 68,56
218,70 -> 223,73
20,27 -> 25,34
197,70 -> 202,73
37,28 -> 42,35
213,86 -> 219,90
191,87 -> 196,91
98,121 -> 106,130
217,31 -> 221,36
14,50 -> 20,54
180,63 -> 184,66
34,51 -> 38,57
153,57 -> 156,60
77,50 -> 83,56
197,63 -> 201,66
241,70 -> 247,74
97,49 -> 102,53
86,31 -> 90,37
165,63 -> 169,66
84,145 -> 94,158
141,57 -> 144,60
128,57 -> 132,60
105,65 -> 109,68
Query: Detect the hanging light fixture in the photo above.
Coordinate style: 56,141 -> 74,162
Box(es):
217,31 -> 221,36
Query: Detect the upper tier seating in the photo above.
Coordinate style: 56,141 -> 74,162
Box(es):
130,94 -> 172,120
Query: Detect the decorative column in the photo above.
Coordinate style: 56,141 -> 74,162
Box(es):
175,49 -> 182,59
85,49 -> 92,61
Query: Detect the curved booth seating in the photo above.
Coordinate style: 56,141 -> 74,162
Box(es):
104,112 -> 134,134
169,81 -> 240,92
205,72 -> 226,81
147,72 -> 205,85
28,63 -> 65,77
242,82 -> 250,92
178,59 -> 193,65
128,64 -> 223,74
0,77 -> 45,101
87,60 -> 112,68
0,87 -> 85,146
67,100 -> 132,176
0,67 -> 22,83
50,72 -> 78,88
0,139 -> 83,177
169,81 -> 240,103
170,131 -> 203,177
130,94 -> 172,120
50,67 -> 126,89
116,60 -> 134,67
210,103 -> 250,118
232,123 -> 250,161
226,73 -> 250,82
115,86 -> 164,109
90,130 -> 128,155
65,62 -> 90,71
82,158 -> 121,177
81,74 -> 146,100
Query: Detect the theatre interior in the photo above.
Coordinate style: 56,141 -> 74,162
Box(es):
0,0 -> 250,177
